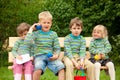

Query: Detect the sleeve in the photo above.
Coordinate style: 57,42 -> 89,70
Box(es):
11,41 -> 19,58
64,36 -> 73,59
89,40 -> 99,54
89,39 -> 111,54
24,33 -> 35,45
22,33 -> 35,55
79,38 -> 86,58
53,32 -> 61,54
29,41 -> 35,57
101,39 -> 112,54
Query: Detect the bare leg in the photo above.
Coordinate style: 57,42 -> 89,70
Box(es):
58,69 -> 65,80
33,69 -> 42,80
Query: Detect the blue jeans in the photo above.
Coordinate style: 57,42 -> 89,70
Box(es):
34,54 -> 65,75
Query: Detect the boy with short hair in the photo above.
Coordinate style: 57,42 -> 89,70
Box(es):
64,17 -> 95,80
24,11 -> 65,80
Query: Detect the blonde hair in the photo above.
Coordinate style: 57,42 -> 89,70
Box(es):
92,25 -> 108,38
17,22 -> 30,36
38,11 -> 52,20
69,17 -> 83,29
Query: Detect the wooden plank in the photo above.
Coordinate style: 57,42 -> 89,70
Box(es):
8,52 -> 14,63
58,37 -> 65,47
85,37 -> 92,48
9,37 -> 19,48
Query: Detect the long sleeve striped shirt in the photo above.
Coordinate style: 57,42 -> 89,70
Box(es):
23,30 -> 60,56
64,34 -> 86,59
89,38 -> 111,58
12,39 -> 34,58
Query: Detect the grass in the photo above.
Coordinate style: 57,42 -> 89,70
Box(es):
0,66 -> 120,80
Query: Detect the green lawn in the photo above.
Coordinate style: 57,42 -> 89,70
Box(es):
0,66 -> 120,80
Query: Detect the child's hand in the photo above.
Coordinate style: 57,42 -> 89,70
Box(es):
71,59 -> 80,69
74,63 -> 81,70
28,23 -> 40,33
16,55 -> 22,60
30,56 -> 34,61
49,54 -> 58,60
100,53 -> 105,59
79,58 -> 84,69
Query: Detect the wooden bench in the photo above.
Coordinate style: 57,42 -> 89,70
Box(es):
8,37 -> 92,63
8,37 -> 107,79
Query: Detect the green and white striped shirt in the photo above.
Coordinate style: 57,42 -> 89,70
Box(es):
89,38 -> 111,58
64,34 -> 86,59
12,39 -> 34,58
24,30 -> 60,56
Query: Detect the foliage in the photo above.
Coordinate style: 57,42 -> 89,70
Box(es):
0,0 -> 120,64
109,35 -> 120,64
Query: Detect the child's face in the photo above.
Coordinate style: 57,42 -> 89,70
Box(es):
39,18 -> 52,32
70,24 -> 82,36
92,29 -> 102,39
20,31 -> 28,39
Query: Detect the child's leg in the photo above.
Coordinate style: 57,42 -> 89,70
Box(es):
47,58 -> 65,80
106,62 -> 115,80
63,56 -> 74,80
33,54 -> 47,80
13,61 -> 23,80
33,69 -> 42,80
14,74 -> 22,80
84,59 -> 95,80
58,69 -> 65,80
94,62 -> 101,80
24,61 -> 33,80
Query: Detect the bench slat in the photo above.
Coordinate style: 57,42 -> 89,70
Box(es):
8,37 -> 107,70
9,37 -> 19,48
8,52 -> 14,63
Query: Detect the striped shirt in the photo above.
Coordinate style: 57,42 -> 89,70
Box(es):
89,38 -> 111,58
12,39 -> 34,58
64,34 -> 86,59
23,30 -> 60,56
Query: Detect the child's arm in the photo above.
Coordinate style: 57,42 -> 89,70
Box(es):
79,37 -> 86,58
11,40 -> 20,58
50,32 -> 61,60
64,37 -> 74,59
22,24 -> 38,55
71,58 -> 80,69
79,37 -> 86,68
102,39 -> 112,54
89,40 -> 100,54
64,36 -> 80,69
28,23 -> 40,33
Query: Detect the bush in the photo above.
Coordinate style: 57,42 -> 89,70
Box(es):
0,50 -> 8,67
109,35 -> 120,65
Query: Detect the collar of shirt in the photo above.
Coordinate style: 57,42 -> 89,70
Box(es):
39,30 -> 51,35
70,33 -> 81,39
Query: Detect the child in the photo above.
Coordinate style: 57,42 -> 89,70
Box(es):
10,22 -> 33,80
23,11 -> 65,80
63,17 -> 95,80
89,25 -> 115,80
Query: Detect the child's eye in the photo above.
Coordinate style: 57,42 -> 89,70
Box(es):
77,28 -> 80,29
47,22 -> 50,24
43,22 -> 46,24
